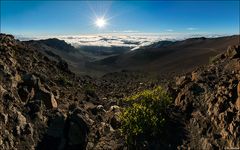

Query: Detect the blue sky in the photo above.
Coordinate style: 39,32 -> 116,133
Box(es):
1,1 -> 239,36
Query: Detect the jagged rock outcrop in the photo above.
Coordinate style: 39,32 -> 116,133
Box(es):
175,45 -> 240,149
17,74 -> 58,108
0,34 -> 126,150
226,45 -> 240,59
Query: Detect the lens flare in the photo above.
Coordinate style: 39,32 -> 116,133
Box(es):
95,17 -> 106,28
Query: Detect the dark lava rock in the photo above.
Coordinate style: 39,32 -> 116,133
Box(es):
66,108 -> 90,150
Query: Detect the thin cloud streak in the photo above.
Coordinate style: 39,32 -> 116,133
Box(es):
166,29 -> 174,32
187,27 -> 198,31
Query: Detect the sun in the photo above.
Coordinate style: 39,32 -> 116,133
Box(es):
95,17 -> 107,28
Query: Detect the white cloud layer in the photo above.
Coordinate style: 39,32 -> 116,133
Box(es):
17,32 -> 226,51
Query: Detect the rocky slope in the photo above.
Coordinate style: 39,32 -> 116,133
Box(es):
0,33 -> 239,150
24,39 -> 89,75
174,45 -> 240,149
0,34 -> 121,150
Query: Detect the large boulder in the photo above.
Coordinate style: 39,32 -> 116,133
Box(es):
19,74 -> 58,109
15,111 -> 27,136
17,74 -> 38,102
225,45 -> 240,59
235,97 -> 240,110
47,112 -> 66,138
175,75 -> 191,87
66,108 -> 90,150
35,87 -> 58,109
21,74 -> 38,87
37,111 -> 67,150
18,86 -> 35,102
0,85 -> 7,98
106,105 -> 121,129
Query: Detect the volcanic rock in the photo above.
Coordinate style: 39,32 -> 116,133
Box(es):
35,86 -> 58,109
67,108 -> 90,149
225,45 -> 240,59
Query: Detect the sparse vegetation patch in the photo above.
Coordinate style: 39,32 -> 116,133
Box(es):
120,86 -> 172,145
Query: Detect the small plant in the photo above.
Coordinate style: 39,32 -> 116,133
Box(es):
209,54 -> 224,64
209,56 -> 216,64
119,86 -> 172,145
57,75 -> 72,86
83,84 -> 96,97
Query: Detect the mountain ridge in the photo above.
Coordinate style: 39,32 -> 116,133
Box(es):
22,35 -> 239,76
90,35 -> 239,75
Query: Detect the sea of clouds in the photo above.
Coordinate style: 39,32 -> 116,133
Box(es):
17,33 -> 224,50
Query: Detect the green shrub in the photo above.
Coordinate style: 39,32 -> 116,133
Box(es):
209,56 -> 216,64
119,86 -> 172,145
57,75 -> 72,86
83,84 -> 96,96
209,54 -> 224,64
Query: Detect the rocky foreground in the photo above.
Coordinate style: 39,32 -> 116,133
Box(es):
0,34 -> 239,149
174,44 -> 240,149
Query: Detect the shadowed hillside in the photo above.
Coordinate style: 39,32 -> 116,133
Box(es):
90,35 -> 239,75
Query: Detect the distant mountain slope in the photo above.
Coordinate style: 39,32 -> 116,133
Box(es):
26,38 -> 77,53
24,39 -> 131,75
91,35 -> 240,74
24,39 -> 91,75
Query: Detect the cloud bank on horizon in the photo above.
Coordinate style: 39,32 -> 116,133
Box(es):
16,32 -> 228,50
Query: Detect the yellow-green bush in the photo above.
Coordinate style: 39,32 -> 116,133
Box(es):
119,86 -> 172,145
